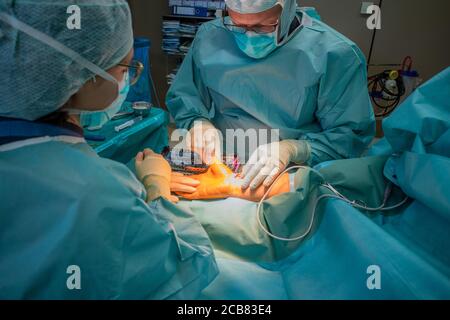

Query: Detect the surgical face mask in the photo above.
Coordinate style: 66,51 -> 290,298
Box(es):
233,29 -> 279,59
78,72 -> 130,131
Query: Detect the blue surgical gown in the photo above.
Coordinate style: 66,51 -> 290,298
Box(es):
166,12 -> 375,165
177,68 -> 450,300
0,137 -> 217,299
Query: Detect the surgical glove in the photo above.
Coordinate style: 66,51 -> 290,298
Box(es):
188,120 -> 222,165
170,172 -> 200,194
175,162 -> 290,202
241,140 -> 311,190
135,149 -> 178,203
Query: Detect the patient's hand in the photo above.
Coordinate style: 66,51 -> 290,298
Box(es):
175,163 -> 290,202
170,172 -> 200,193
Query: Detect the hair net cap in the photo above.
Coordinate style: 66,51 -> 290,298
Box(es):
225,0 -> 280,14
0,0 -> 133,121
225,0 -> 297,44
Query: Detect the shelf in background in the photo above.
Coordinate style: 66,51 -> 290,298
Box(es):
163,14 -> 216,21
163,33 -> 196,38
164,52 -> 188,57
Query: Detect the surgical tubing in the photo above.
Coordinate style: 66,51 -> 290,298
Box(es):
256,166 -> 410,242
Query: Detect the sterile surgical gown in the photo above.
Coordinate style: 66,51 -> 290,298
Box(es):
0,137 -> 217,299
167,11 -> 375,165
176,67 -> 450,300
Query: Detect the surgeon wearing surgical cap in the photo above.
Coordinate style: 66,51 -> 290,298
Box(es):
166,0 -> 376,190
0,1 -> 216,299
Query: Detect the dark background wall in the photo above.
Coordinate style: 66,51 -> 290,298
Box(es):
300,0 -> 450,81
128,0 -> 450,108
127,0 -> 170,107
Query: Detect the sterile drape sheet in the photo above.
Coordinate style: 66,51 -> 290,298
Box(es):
177,67 -> 450,299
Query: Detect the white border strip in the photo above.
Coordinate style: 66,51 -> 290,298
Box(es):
0,136 -> 86,152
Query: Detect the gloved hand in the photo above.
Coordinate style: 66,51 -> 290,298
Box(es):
170,172 -> 200,194
241,140 -> 311,190
175,162 -> 290,202
187,119 -> 222,165
135,149 -> 179,203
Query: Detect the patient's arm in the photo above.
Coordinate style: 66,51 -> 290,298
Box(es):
175,163 -> 290,202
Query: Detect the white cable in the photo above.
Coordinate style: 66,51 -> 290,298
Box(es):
256,166 -> 315,242
376,196 -> 410,211
256,166 -> 410,242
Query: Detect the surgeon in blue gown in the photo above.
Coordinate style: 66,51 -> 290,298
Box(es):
197,67 -> 450,300
0,1 -> 216,299
167,0 -> 375,190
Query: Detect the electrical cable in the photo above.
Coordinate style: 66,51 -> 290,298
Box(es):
256,166 -> 409,242
367,0 -> 384,68
148,66 -> 162,109
368,69 -> 406,117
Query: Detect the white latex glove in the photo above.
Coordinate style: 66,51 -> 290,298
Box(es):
135,149 -> 179,203
241,140 -> 311,190
187,120 -> 222,165
170,172 -> 200,193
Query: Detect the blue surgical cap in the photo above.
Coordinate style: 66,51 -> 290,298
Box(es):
225,0 -> 298,44
0,0 -> 133,121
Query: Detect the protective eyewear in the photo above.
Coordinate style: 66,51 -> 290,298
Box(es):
118,60 -> 144,86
